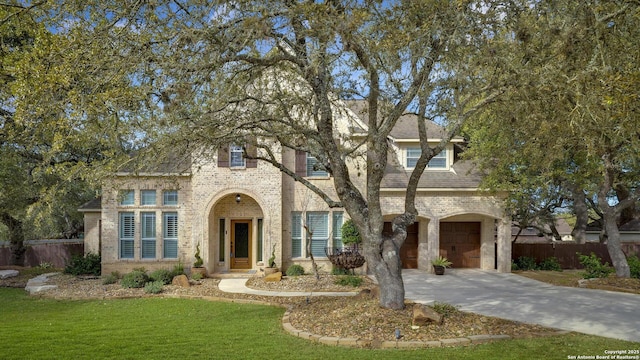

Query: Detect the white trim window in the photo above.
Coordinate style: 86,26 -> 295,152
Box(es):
332,212 -> 344,249
406,147 -> 447,169
291,212 -> 303,258
141,212 -> 156,259
163,190 -> 178,206
306,212 -> 329,258
141,190 -> 156,206
230,144 -> 245,168
163,212 -> 178,258
306,153 -> 328,177
119,212 -> 135,259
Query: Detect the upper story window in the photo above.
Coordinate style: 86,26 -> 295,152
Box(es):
119,190 -> 135,206
163,190 -> 178,206
229,144 -> 246,168
306,154 -> 328,177
405,148 -> 447,169
141,190 -> 156,206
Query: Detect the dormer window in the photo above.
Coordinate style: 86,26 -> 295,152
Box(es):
405,147 -> 447,169
229,144 -> 245,168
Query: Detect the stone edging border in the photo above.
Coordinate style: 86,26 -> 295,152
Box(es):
281,309 -> 571,349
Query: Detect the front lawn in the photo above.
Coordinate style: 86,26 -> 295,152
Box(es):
0,288 -> 636,359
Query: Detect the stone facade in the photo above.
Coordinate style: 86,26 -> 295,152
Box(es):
81,108 -> 512,276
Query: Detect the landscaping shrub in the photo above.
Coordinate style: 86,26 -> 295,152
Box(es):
334,275 -> 362,287
171,262 -> 185,277
286,264 -> 305,277
331,267 -> 350,275
144,280 -> 164,294
64,253 -> 101,276
578,252 -> 614,279
191,272 -> 203,281
431,302 -> 459,317
627,255 -> 640,279
102,272 -> 119,285
514,256 -> 538,271
121,270 -> 150,288
538,257 -> 562,271
149,269 -> 174,285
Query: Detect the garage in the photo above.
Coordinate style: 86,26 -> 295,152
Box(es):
383,222 -> 419,269
439,222 -> 481,268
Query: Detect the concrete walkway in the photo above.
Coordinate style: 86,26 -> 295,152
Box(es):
402,269 -> 640,343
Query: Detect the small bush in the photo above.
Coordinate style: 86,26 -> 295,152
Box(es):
121,270 -> 149,288
191,272 -> 203,281
331,267 -> 350,275
578,252 -> 614,279
171,262 -> 185,277
286,264 -> 305,277
149,269 -> 174,285
514,256 -> 538,271
64,253 -> 101,276
102,272 -> 119,285
627,255 -> 640,279
539,257 -> 562,271
334,275 -> 362,287
511,260 -> 519,271
144,280 -> 164,294
431,302 -> 459,317
38,262 -> 54,270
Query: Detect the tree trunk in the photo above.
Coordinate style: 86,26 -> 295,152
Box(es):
364,233 -> 405,310
0,213 -> 26,266
602,210 -> 630,278
571,186 -> 588,244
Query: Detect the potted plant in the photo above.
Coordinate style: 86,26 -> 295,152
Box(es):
326,219 -> 365,273
431,256 -> 452,275
191,243 -> 207,278
264,244 -> 279,276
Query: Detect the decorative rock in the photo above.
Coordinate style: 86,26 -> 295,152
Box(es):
0,270 -> 19,279
412,304 -> 443,326
264,271 -> 283,282
172,274 -> 190,287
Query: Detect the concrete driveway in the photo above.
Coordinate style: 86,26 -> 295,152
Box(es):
402,269 -> 640,343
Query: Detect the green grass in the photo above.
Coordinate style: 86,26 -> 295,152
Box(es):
0,288 -> 636,359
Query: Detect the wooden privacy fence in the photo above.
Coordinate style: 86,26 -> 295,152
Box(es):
0,239 -> 84,268
512,242 -> 640,269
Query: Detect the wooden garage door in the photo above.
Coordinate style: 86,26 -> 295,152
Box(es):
383,222 -> 419,269
439,222 -> 481,268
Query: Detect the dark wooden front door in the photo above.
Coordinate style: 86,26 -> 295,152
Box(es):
383,222 -> 419,269
439,222 -> 481,268
231,220 -> 252,269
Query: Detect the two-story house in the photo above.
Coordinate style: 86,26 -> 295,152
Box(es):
79,101 -> 512,276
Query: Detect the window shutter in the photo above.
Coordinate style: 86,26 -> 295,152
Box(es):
218,145 -> 229,167
246,143 -> 258,168
295,150 -> 307,176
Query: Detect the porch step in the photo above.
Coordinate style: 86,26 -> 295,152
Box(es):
209,269 -> 257,279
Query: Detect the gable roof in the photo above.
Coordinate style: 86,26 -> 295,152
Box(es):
78,197 -> 102,212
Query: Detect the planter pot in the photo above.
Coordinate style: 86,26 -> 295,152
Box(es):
433,265 -> 445,275
191,267 -> 207,278
264,267 -> 279,276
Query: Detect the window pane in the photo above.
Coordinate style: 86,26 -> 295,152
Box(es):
219,219 -> 225,262
163,190 -> 178,206
141,212 -> 156,259
406,148 -> 420,168
332,212 -> 344,249
119,190 -> 134,205
427,150 -> 447,168
230,144 -> 245,167
119,212 -> 134,258
307,212 -> 328,258
141,190 -> 156,206
257,219 -> 263,262
291,212 -> 302,258
306,154 -> 328,177
163,212 -> 178,258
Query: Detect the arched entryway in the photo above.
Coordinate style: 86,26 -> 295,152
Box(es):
207,192 -> 265,273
